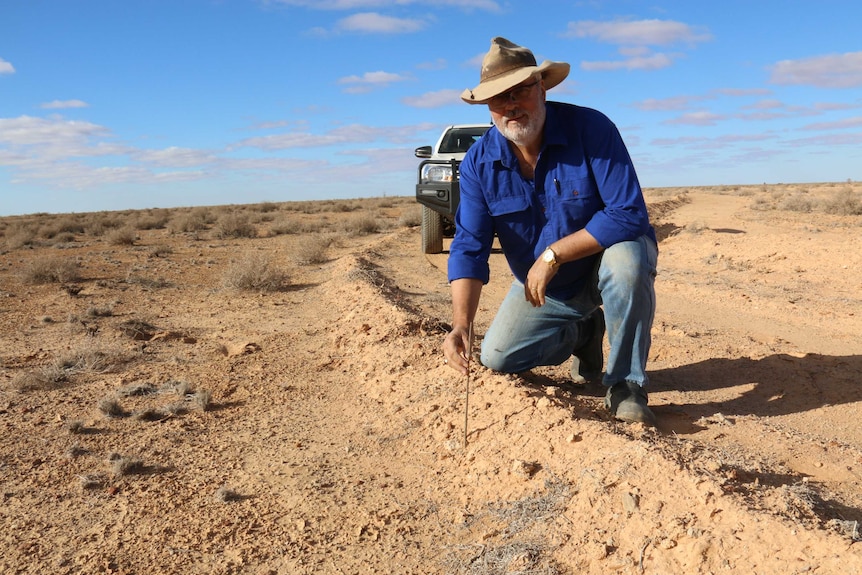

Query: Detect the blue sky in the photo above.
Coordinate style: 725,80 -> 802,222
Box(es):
1,0 -> 861,216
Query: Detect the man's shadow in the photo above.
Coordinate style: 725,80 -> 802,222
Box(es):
648,352 -> 862,422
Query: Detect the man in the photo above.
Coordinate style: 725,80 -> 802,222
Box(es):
442,37 -> 659,426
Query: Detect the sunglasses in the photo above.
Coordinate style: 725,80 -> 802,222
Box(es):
488,80 -> 539,109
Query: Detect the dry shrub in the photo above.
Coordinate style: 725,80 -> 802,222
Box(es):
83,213 -> 123,236
215,212 -> 257,239
106,227 -> 137,246
194,389 -> 213,411
148,244 -> 173,258
4,223 -> 38,249
99,398 -> 128,418
294,235 -> 332,265
10,369 -> 66,392
341,213 -> 380,236
52,232 -> 77,245
20,256 -> 81,284
780,194 -> 816,213
398,207 -> 422,228
169,209 -> 210,233
125,271 -> 170,289
86,305 -> 113,318
108,454 -> 145,476
117,319 -> 158,340
135,212 -> 169,230
215,485 -> 242,502
823,189 -> 862,216
253,201 -> 280,213
222,253 -> 288,292
10,345 -> 125,392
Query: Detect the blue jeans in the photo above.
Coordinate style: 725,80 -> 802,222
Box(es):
480,235 -> 658,387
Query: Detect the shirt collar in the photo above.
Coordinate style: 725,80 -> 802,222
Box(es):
481,102 -> 569,170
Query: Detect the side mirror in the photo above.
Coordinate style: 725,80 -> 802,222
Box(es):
414,145 -> 432,159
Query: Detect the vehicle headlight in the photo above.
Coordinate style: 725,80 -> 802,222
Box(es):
421,164 -> 453,184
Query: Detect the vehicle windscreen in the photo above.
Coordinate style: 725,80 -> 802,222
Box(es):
438,126 -> 491,154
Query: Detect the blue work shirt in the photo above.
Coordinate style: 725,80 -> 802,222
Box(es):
448,101 -> 656,301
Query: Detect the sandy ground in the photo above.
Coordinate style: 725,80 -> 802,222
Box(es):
1,183 -> 861,574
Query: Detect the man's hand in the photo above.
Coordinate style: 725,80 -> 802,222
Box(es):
443,325 -> 472,374
524,256 -> 559,307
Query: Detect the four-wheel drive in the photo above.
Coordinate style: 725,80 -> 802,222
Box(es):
414,123 -> 491,254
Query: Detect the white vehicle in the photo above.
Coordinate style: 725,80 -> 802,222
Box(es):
414,124 -> 491,254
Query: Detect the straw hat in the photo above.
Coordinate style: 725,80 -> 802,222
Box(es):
461,37 -> 570,105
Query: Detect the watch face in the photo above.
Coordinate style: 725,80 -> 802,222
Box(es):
543,249 -> 555,263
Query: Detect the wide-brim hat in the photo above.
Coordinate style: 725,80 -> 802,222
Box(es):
461,37 -> 570,105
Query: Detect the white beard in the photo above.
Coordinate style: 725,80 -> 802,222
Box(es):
493,103 -> 546,146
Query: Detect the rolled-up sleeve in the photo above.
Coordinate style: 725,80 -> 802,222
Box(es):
582,118 -> 652,248
447,152 -> 494,284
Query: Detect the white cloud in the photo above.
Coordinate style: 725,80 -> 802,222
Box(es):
663,111 -> 726,126
338,70 -> 410,93
712,88 -> 772,98
0,115 -> 111,152
40,99 -> 89,110
582,52 -> 674,71
402,88 -> 463,108
133,147 -> 216,168
269,0 -> 501,11
235,122 -> 436,150
565,18 -> 712,46
651,133 -> 774,149
336,12 -> 424,33
634,95 -> 705,112
800,117 -> 862,132
771,51 -> 862,89
567,18 -> 710,72
0,57 -> 14,74
416,58 -> 447,71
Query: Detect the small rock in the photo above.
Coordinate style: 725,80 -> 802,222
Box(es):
512,459 -> 540,478
622,492 -> 640,513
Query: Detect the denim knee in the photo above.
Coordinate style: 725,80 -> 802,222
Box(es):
480,344 -> 517,373
599,238 -> 656,293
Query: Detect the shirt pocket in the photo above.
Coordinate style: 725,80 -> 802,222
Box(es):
486,194 -> 532,238
555,176 -> 602,231
487,194 -> 530,216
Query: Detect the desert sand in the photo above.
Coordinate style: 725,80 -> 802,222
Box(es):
1,182 -> 860,574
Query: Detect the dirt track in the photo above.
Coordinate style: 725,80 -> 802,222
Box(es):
1,184 -> 861,574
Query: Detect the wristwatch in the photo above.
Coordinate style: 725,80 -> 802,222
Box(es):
541,247 -> 559,270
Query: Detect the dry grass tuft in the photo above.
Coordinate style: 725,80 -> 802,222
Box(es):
441,541 -> 560,575
148,244 -> 173,258
194,389 -> 213,411
117,319 -> 158,340
66,420 -> 88,434
341,213 -> 381,236
108,454 -> 145,476
398,207 -> 422,228
215,213 -> 257,239
117,382 -> 157,397
168,209 -> 211,233
131,408 -> 169,422
222,253 -> 288,292
19,256 -> 81,284
78,474 -> 105,491
10,369 -> 66,392
822,188 -> 862,216
294,235 -> 332,265
106,227 -> 137,246
10,345 -> 127,392
214,485 -> 242,502
98,398 -> 128,419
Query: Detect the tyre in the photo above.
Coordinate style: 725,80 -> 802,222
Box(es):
421,206 -> 444,254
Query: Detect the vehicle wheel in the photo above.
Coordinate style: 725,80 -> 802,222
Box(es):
421,206 -> 444,254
